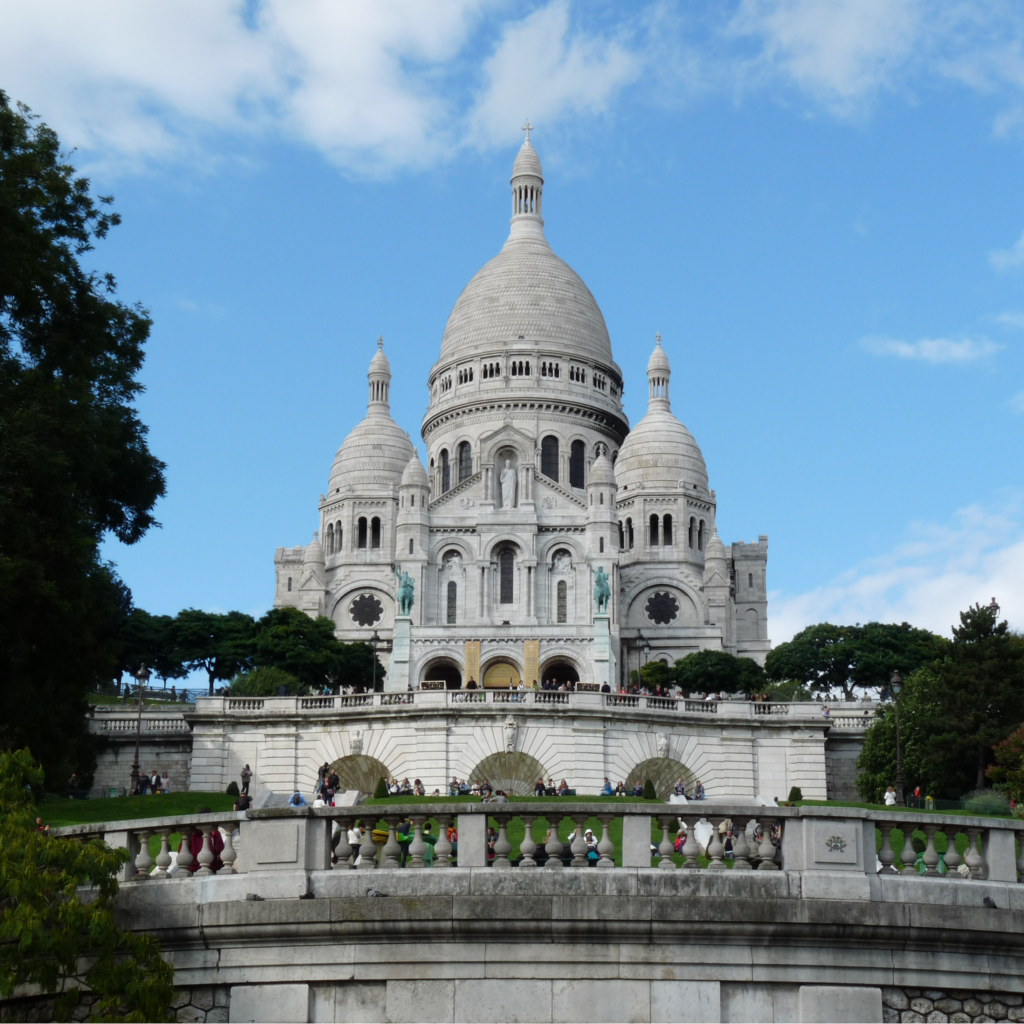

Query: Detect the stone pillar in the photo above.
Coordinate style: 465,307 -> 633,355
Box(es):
457,812 -> 487,867
388,617 -> 411,693
464,640 -> 481,688
523,639 -> 540,688
593,615 -> 611,688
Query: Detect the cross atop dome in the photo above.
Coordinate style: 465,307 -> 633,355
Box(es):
522,119 -> 533,142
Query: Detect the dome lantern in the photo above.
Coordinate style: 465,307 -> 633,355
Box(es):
509,122 -> 544,242
368,336 -> 391,412
647,332 -> 671,410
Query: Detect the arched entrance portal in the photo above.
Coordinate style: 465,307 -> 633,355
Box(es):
540,658 -> 580,689
327,755 -> 391,797
469,752 -> 548,796
624,758 -> 695,801
420,658 -> 462,690
482,659 -> 521,689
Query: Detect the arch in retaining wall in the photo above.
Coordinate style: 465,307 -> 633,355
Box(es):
468,752 -> 548,796
327,754 -> 391,796
625,757 -> 695,800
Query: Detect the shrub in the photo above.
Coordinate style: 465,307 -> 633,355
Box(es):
963,788 -> 1011,816
787,786 -> 803,802
228,666 -> 300,697
642,779 -> 657,800
373,777 -> 388,800
226,780 -> 239,796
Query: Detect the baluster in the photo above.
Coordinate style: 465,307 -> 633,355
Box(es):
570,817 -> 589,868
383,818 -> 402,868
544,820 -> 564,869
135,829 -> 154,879
732,819 -> 752,871
152,829 -> 172,879
706,819 -> 726,870
921,825 -> 940,876
493,815 -> 513,869
657,816 -> 676,871
358,821 -> 378,870
877,823 -> 897,874
176,830 -> 194,877
596,815 -> 615,869
942,828 -> 963,880
756,818 -> 778,871
408,816 -> 427,869
518,815 -> 537,869
965,827 -> 985,880
195,825 -> 216,876
220,825 -> 237,874
681,818 -> 700,870
334,818 -> 353,870
433,816 -> 452,869
899,824 -> 919,875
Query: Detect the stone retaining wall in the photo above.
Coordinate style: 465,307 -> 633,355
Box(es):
882,987 -> 1024,1023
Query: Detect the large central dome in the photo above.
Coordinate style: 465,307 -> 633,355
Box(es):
438,138 -> 614,366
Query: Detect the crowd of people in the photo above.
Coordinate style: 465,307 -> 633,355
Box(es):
132,769 -> 172,796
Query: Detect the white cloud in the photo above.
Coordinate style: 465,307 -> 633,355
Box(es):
859,335 -> 1001,364
771,501 -> 1024,643
996,311 -> 1024,329
1010,391 -> 1024,414
990,229 -> 1024,272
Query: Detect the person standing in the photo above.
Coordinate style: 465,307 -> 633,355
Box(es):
161,771 -> 171,793
240,764 -> 252,796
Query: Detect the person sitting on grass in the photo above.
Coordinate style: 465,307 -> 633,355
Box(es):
600,778 -> 613,796
614,781 -> 626,796
557,779 -> 569,796
535,777 -> 546,796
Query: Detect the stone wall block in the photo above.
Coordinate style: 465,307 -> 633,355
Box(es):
551,979 -> 649,1024
385,979 -> 455,1024
797,985 -> 882,1023
228,983 -> 309,1023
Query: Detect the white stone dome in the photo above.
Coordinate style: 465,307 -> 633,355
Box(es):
304,531 -> 324,566
615,337 -> 709,494
438,139 -> 614,367
589,450 -> 616,486
400,453 -> 429,488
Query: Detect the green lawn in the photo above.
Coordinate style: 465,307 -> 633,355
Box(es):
38,792 -> 236,828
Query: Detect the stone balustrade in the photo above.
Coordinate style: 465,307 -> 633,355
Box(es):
56,802 -> 1024,889
195,693 -> 873,724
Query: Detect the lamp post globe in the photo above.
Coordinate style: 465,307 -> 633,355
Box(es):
890,670 -> 904,806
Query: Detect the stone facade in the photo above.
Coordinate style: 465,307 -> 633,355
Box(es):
273,136 -> 769,693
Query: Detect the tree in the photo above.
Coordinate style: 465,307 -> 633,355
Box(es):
0,94 -> 165,788
674,649 -> 765,695
765,621 -> 946,701
928,602 -> 1024,790
118,608 -> 185,689
638,660 -> 673,691
229,666 -> 301,697
171,609 -> 254,695
252,607 -> 380,691
987,724 -> 1024,806
0,749 -> 173,1021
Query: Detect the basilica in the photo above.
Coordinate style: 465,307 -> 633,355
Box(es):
273,135 -> 770,691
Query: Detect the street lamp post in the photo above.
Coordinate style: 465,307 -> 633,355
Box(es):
634,629 -> 648,687
130,664 -> 150,795
370,630 -> 382,693
890,670 -> 904,807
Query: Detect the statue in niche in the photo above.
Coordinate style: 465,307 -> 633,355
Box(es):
553,551 -> 573,572
500,459 -> 517,509
442,551 -> 462,573
591,565 -> 610,614
504,716 -> 519,753
656,733 -> 669,759
350,728 -> 364,756
394,564 -> 415,616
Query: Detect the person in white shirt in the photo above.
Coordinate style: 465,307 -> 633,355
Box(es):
884,786 -> 897,807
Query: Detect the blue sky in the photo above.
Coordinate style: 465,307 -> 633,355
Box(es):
5,0 -> 1024,645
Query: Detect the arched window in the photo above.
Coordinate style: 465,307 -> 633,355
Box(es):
541,435 -> 559,481
458,441 -> 472,482
599,536 -> 605,553
748,573 -> 754,589
649,514 -> 659,546
440,449 -> 450,493
688,517 -> 695,548
409,538 -> 414,554
326,523 -> 334,554
626,518 -> 634,549
663,514 -> 673,545
698,520 -> 705,551
557,579 -> 567,624
447,581 -> 457,625
618,522 -> 625,549
335,525 -> 342,551
410,494 -> 415,507
287,577 -> 292,592
371,517 -> 381,549
569,440 -> 585,488
499,549 -> 514,604
358,517 -> 368,549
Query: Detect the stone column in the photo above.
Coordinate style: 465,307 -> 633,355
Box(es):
523,640 -> 540,689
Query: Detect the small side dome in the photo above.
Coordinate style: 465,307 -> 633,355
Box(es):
589,449 -> 616,487
401,453 -> 429,488
304,531 -> 324,566
369,336 -> 390,374
647,332 -> 670,373
705,526 -> 727,563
